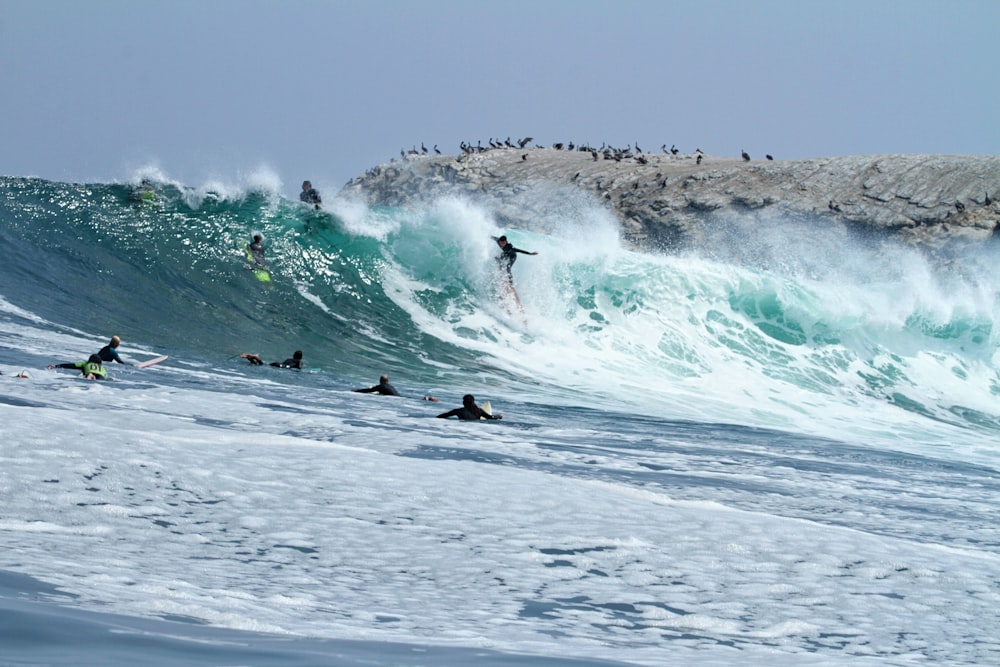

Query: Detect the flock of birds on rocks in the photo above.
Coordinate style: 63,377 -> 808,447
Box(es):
394,138 -> 777,166
367,139 -> 995,224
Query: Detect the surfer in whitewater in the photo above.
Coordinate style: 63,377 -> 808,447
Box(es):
240,350 -> 303,369
97,335 -> 125,364
493,235 -> 538,309
300,181 -> 322,209
436,394 -> 502,420
47,354 -> 108,380
352,373 -> 439,401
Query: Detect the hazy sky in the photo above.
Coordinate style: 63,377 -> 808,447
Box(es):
2,0 -> 998,197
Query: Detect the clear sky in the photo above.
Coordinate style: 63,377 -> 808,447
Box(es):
2,0 -> 998,197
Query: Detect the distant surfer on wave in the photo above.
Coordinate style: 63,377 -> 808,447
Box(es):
47,354 -> 108,380
240,350 -> 303,369
247,235 -> 266,268
352,373 -> 439,401
300,181 -> 322,210
492,235 -> 538,309
436,394 -> 502,420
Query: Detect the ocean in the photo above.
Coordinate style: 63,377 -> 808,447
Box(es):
1,172 -> 998,666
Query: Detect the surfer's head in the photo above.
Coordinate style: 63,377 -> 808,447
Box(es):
462,394 -> 476,408
293,350 -> 303,360
110,335 -> 121,347
496,235 -> 508,247
88,354 -> 103,365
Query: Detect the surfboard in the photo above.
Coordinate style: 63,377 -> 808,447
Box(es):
136,355 -> 168,369
479,401 -> 493,419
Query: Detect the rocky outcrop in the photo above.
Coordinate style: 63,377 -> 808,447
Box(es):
339,149 -> 1000,254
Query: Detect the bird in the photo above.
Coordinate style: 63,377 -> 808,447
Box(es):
553,142 -> 564,150
421,143 -> 428,155
434,144 -> 441,155
670,144 -> 679,155
518,136 -> 533,148
955,201 -> 966,212
828,200 -> 842,213
522,153 -> 528,161
696,154 -> 703,165
741,150 -> 751,162
591,149 -> 599,161
766,154 -> 774,160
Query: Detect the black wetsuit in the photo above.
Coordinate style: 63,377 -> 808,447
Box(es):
355,381 -> 400,396
300,188 -> 322,206
493,237 -> 532,277
97,345 -> 124,364
248,241 -> 265,267
437,405 -> 498,420
271,357 -> 302,369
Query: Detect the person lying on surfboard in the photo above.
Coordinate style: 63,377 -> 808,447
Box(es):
47,354 -> 108,380
352,373 -> 439,401
436,394 -> 502,420
240,350 -> 303,369
96,335 -> 125,364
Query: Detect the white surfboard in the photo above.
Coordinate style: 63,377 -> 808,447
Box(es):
135,355 -> 168,369
479,401 -> 492,419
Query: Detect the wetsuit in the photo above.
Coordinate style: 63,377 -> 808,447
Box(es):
437,404 -> 498,420
300,188 -> 322,206
53,360 -> 107,379
248,240 -> 265,267
271,357 -> 302,369
354,381 -> 400,396
493,237 -> 533,277
97,345 -> 124,364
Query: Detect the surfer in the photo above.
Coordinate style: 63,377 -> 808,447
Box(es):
352,374 -> 439,401
248,235 -> 266,268
97,335 -> 125,364
47,354 -> 108,380
492,235 -> 538,308
240,351 -> 303,369
300,181 -> 322,209
436,394 -> 502,420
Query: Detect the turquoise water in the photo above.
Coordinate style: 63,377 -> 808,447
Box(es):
2,176 -> 998,444
2,175 -> 1000,665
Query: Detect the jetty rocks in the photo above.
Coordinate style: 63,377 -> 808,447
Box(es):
340,149 -> 1000,254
